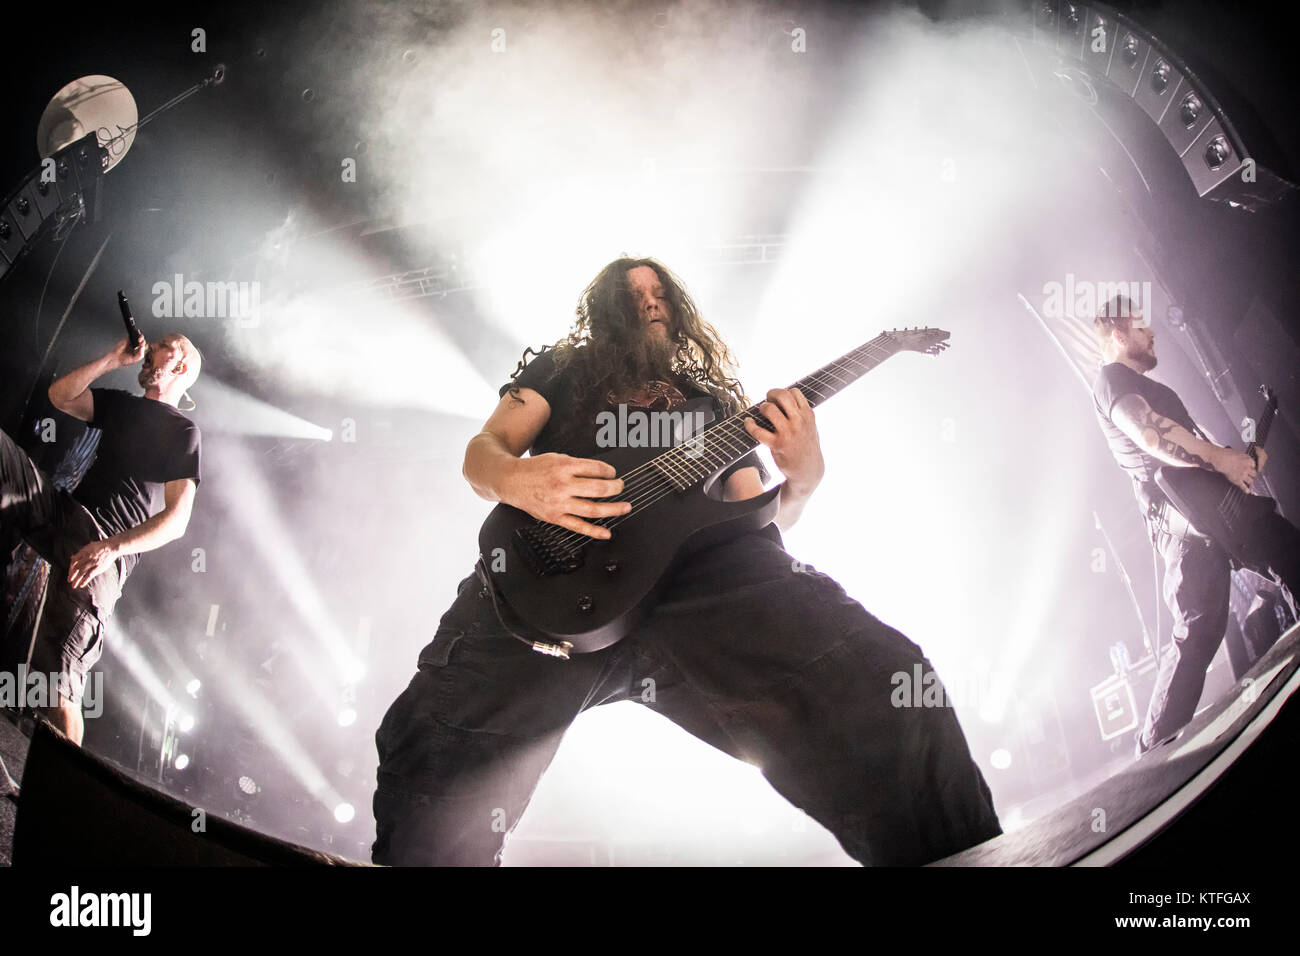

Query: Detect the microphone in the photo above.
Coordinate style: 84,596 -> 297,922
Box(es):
117,290 -> 144,352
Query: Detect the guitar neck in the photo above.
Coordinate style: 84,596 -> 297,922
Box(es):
649,333 -> 907,488
1247,395 -> 1278,457
789,333 -> 903,408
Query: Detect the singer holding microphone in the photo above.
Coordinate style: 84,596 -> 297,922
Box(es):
0,294 -> 201,745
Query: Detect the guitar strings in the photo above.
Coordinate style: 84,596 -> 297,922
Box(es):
535,337 -> 901,553
531,339 -> 892,552
1218,399 -> 1273,526
1215,454 -> 1268,527
532,337 -> 900,555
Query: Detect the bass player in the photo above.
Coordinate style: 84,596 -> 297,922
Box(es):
1091,294 -> 1299,758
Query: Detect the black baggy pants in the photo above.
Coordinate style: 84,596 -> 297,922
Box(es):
373,529 -> 1002,866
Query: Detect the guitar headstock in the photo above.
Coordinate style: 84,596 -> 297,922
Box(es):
1259,384 -> 1277,409
885,327 -> 951,356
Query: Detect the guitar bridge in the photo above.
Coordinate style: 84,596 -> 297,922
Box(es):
514,525 -> 583,576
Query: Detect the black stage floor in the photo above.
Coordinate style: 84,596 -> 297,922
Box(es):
1,622 -> 1296,866
940,621 -> 1300,865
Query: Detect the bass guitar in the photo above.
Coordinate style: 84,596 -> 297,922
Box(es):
1154,385 -> 1279,564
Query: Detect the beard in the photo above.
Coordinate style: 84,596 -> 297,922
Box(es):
550,320 -> 694,453
620,323 -> 678,386
138,366 -> 165,389
1129,342 -> 1157,372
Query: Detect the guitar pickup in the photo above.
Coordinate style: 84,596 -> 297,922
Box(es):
514,525 -> 583,576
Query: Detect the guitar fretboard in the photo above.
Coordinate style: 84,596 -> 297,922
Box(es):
1250,397 -> 1278,453
647,333 -> 906,491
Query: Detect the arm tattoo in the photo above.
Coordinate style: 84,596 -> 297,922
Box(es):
1112,394 -> 1214,469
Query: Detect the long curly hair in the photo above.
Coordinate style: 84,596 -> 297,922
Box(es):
505,257 -> 748,450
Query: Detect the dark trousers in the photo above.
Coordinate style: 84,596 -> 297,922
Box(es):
1,427 -> 120,705
373,531 -> 1002,866
1139,506 -> 1300,750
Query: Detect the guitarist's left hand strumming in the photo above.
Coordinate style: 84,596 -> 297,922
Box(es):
733,387 -> 826,531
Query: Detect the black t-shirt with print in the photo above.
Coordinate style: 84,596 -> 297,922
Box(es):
74,388 -> 202,579
500,347 -> 771,488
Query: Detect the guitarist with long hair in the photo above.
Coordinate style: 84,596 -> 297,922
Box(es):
1091,294 -> 1299,758
372,256 -> 1001,865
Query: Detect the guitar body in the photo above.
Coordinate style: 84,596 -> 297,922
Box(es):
475,327 -> 951,655
478,429 -> 781,654
1154,467 -> 1277,562
1154,386 -> 1280,565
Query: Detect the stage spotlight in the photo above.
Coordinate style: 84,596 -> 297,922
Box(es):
238,775 -> 260,797
174,754 -> 190,770
196,379 -> 336,440
1179,92 -> 1203,128
340,657 -> 366,684
1151,60 -> 1172,95
179,713 -> 196,733
334,803 -> 355,824
1204,135 -> 1231,170
991,749 -> 1013,770
336,708 -> 357,727
1120,33 -> 1140,67
186,678 -> 201,697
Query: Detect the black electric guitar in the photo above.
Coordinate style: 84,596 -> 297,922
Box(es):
476,328 -> 950,657
1154,385 -> 1279,564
